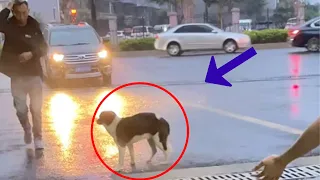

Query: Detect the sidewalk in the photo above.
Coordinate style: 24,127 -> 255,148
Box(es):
0,73 -> 10,91
113,42 -> 291,58
128,156 -> 320,179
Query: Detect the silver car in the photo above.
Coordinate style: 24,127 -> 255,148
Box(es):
154,23 -> 251,56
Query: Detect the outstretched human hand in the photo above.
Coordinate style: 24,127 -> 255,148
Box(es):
19,52 -> 33,63
252,155 -> 287,180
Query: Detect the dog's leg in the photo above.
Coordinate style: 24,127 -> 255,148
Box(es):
161,142 -> 172,165
147,138 -> 157,164
127,144 -> 135,166
114,145 -> 125,172
153,135 -> 170,165
158,148 -> 169,165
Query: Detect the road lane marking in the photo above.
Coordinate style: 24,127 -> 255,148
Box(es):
187,103 -> 304,135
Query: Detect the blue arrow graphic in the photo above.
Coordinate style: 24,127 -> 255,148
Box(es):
205,47 -> 257,87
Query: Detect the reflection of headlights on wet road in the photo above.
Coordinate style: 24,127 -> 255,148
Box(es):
104,145 -> 119,158
53,53 -> 64,62
94,91 -> 124,158
98,50 -> 108,59
49,93 -> 78,150
95,91 -> 124,118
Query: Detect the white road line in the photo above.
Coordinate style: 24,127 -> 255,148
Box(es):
187,103 -> 304,135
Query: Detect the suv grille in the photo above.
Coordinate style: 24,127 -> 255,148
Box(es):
63,53 -> 99,64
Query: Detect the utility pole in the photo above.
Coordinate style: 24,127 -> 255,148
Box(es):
90,0 -> 97,30
204,3 -> 208,23
142,17 -> 145,38
266,8 -> 269,29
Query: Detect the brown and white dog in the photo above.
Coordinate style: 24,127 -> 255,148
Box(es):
96,111 -> 172,172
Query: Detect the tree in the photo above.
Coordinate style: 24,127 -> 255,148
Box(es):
60,0 -> 69,23
241,0 -> 267,21
272,0 -> 295,23
203,0 -> 212,23
203,0 -> 240,28
149,0 -> 241,27
148,0 -> 184,23
305,3 -> 320,21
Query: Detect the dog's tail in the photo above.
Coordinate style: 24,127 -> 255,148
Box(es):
158,117 -> 170,151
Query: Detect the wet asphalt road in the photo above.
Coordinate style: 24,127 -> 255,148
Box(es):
0,48 -> 319,179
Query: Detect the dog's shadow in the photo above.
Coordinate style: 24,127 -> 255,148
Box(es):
122,162 -> 170,174
146,162 -> 170,171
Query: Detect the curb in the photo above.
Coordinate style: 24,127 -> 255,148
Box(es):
128,156 -> 320,179
113,42 -> 291,58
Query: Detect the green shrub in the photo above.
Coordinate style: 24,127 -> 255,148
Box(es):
119,38 -> 155,51
244,29 -> 288,44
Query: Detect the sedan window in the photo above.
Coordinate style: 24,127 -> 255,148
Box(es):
175,25 -> 194,33
193,25 -> 213,32
175,25 -> 213,33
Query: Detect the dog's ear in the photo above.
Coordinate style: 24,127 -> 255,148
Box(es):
99,111 -> 116,125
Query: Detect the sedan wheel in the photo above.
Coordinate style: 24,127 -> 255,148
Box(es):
306,38 -> 319,52
167,43 -> 182,56
223,40 -> 237,53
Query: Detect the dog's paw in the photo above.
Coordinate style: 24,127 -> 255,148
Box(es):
114,165 -> 123,172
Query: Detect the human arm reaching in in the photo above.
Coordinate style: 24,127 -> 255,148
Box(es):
0,2 -> 13,33
252,117 -> 320,180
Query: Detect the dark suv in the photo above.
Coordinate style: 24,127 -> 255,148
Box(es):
40,22 -> 112,87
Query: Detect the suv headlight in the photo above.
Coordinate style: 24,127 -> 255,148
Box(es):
98,50 -> 108,58
53,53 -> 64,62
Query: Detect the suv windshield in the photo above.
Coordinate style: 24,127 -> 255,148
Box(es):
49,28 -> 100,46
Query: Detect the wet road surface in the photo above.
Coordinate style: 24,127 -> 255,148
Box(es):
0,48 -> 319,179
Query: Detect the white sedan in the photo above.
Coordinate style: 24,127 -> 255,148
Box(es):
154,23 -> 251,56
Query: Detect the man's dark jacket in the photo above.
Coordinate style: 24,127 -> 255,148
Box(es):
0,8 -> 48,78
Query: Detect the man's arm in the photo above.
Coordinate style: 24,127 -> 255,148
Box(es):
279,117 -> 320,165
0,2 -> 13,33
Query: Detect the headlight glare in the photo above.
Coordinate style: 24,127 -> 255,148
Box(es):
53,53 -> 64,62
98,50 -> 108,58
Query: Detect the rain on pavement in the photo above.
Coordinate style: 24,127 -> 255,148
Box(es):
0,48 -> 319,179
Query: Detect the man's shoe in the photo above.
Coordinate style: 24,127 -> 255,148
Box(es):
24,131 -> 32,144
34,138 -> 44,150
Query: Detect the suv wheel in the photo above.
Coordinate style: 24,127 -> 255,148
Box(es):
167,43 -> 182,56
306,37 -> 319,52
223,40 -> 238,53
102,74 -> 112,86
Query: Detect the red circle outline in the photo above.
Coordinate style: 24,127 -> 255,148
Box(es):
90,81 -> 190,180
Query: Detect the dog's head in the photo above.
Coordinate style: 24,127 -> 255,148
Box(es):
96,111 -> 117,126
